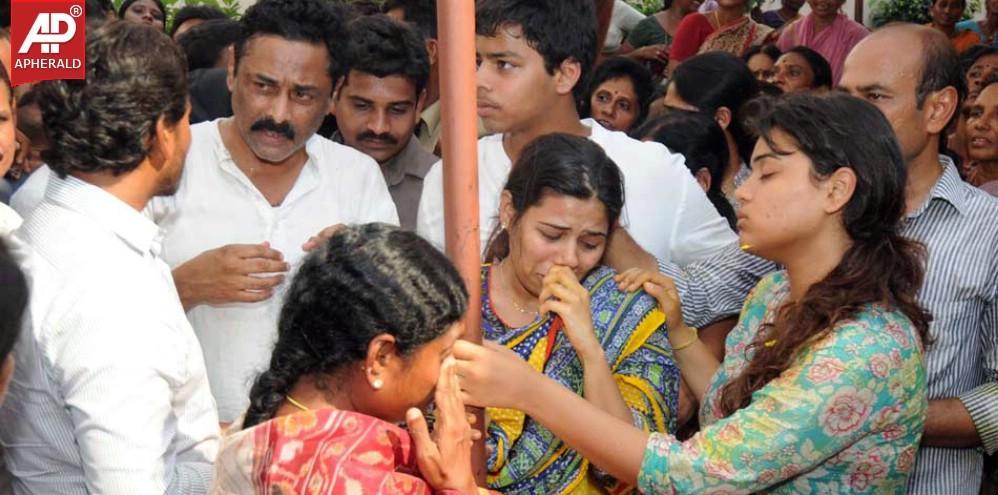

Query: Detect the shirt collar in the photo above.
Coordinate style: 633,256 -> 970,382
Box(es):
420,101 -> 442,135
45,174 -> 161,256
908,155 -> 968,218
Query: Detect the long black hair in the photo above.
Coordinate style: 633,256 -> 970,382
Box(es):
485,133 -> 624,261
243,224 -> 468,428
636,110 -> 737,230
671,52 -> 759,165
718,93 -> 932,416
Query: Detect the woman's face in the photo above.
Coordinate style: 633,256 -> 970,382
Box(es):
967,83 -> 998,162
735,130 -> 843,262
503,193 -> 609,297
0,85 -> 15,178
747,53 -> 776,81
807,0 -> 845,19
931,0 -> 966,28
772,53 -> 817,93
590,77 -> 640,132
122,0 -> 165,31
374,322 -> 464,423
968,54 -> 998,100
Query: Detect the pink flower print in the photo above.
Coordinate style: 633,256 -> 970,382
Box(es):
807,357 -> 847,384
897,446 -> 916,473
820,386 -> 875,436
868,354 -> 892,379
848,458 -> 888,491
884,321 -> 911,348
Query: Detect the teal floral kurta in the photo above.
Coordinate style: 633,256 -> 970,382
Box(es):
639,271 -> 927,494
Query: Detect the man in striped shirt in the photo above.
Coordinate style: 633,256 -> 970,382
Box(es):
838,24 -> 998,494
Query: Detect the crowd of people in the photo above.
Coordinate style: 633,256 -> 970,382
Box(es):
0,0 -> 995,494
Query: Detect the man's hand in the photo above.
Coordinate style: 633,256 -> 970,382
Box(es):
302,224 -> 346,252
172,243 -> 288,310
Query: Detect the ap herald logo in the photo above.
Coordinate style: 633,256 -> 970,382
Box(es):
11,0 -> 86,86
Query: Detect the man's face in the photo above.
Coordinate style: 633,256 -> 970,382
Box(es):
476,24 -> 564,134
839,34 -> 930,165
228,35 -> 334,165
334,71 -> 423,164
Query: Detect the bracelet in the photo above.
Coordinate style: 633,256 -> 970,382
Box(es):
671,326 -> 698,352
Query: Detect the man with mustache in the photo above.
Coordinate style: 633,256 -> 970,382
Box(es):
147,0 -> 399,424
332,14 -> 436,230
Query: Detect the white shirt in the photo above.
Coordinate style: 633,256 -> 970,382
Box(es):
148,120 -> 399,421
9,164 -> 51,218
0,175 -> 219,495
0,202 -> 21,236
605,0 -> 646,52
417,119 -> 737,266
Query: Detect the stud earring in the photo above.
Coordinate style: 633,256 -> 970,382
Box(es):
372,378 -> 384,390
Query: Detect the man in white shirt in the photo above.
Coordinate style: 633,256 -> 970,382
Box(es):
0,22 -> 219,494
148,0 -> 399,423
417,0 -> 736,266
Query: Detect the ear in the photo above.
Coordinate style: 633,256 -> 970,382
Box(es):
499,190 -> 516,231
330,76 -> 346,115
714,107 -> 733,131
364,333 -> 399,390
0,355 -> 14,406
823,167 -> 857,214
425,39 -> 439,66
553,58 -> 583,97
415,88 -> 428,115
226,56 -> 237,94
694,167 -> 712,192
148,108 -> 185,172
924,86 -> 959,135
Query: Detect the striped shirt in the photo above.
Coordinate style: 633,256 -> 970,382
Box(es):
660,158 -> 998,494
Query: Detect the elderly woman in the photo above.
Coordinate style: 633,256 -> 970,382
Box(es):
771,46 -> 833,93
777,0 -> 868,83
669,0 -> 774,65
211,224 -> 486,494
583,57 -> 657,132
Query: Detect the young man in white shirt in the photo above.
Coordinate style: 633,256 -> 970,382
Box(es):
416,0 -> 736,266
148,0 -> 398,423
0,22 -> 219,494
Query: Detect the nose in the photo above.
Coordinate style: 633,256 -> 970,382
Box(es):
597,102 -> 615,119
734,177 -> 752,204
271,94 -> 292,124
368,110 -> 390,135
554,243 -> 580,270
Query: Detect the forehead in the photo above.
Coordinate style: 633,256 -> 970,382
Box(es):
777,52 -> 807,66
840,36 -> 921,91
973,53 -> 998,69
523,193 -> 609,229
129,0 -> 161,11
978,83 -> 998,105
477,24 -> 537,58
342,71 -> 418,100
596,77 -> 636,96
240,35 -> 332,85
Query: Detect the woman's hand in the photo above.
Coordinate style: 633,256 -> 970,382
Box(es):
407,357 -> 480,495
454,340 -> 542,411
539,266 -> 602,361
614,269 -> 686,335
628,43 -> 670,63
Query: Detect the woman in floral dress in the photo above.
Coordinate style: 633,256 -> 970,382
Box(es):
453,93 -> 931,494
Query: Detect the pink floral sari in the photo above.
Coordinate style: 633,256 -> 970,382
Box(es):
211,409 -> 476,495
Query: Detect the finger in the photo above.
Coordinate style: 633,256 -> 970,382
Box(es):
230,288 -> 275,303
231,243 -> 284,261
405,408 -> 443,476
543,283 -> 577,306
453,340 -> 485,360
435,358 -> 464,419
241,274 -> 285,291
466,413 -> 477,426
539,299 -> 569,319
244,258 -> 290,274
470,429 -> 483,441
301,237 -> 320,252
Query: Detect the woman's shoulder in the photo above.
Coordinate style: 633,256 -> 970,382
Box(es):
678,12 -> 712,30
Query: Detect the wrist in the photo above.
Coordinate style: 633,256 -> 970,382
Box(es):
668,325 -> 698,351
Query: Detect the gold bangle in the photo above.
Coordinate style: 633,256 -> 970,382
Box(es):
671,326 -> 698,352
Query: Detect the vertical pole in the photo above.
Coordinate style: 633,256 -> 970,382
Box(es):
437,0 -> 485,482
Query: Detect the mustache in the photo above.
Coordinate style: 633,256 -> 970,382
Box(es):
250,118 -> 295,140
357,131 -> 398,146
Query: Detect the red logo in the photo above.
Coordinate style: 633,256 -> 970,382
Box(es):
10,0 -> 86,86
